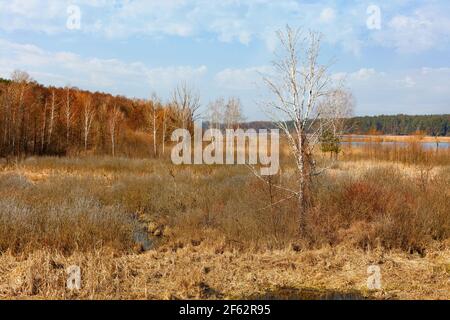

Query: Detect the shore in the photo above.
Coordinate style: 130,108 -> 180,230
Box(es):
342,135 -> 450,143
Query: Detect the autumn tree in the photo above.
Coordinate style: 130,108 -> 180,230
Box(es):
147,93 -> 162,157
46,89 -> 58,151
10,70 -> 34,155
0,73 -> 205,157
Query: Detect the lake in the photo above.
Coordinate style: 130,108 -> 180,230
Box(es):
342,141 -> 450,150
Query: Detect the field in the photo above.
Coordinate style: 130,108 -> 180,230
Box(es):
0,139 -> 449,300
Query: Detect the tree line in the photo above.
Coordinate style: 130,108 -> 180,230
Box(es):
343,114 -> 449,136
240,114 -> 449,137
0,71 -> 201,158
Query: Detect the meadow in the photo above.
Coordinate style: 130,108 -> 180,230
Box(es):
0,138 -> 449,299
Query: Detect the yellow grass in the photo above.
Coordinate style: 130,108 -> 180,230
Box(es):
1,243 -> 449,300
342,134 -> 450,143
0,149 -> 448,300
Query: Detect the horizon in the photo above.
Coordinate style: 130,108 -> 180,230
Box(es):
1,73 -> 449,121
1,1 -> 450,120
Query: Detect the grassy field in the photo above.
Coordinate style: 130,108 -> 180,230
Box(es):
0,141 -> 449,300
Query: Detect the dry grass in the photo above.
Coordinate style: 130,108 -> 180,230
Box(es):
340,138 -> 450,166
342,135 -> 450,143
0,243 -> 449,300
0,145 -> 448,299
308,165 -> 449,252
0,154 -> 448,254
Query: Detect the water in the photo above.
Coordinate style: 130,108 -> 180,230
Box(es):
133,227 -> 153,251
342,141 -> 450,150
246,287 -> 367,300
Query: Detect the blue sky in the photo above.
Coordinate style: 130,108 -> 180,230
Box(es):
0,0 -> 449,120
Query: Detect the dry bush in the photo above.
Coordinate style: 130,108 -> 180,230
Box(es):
307,166 -> 450,252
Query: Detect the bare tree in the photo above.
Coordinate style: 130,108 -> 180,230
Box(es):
262,26 -> 341,233
108,105 -> 123,157
82,94 -> 96,152
319,89 -> 354,137
207,98 -> 225,130
224,97 -> 244,129
172,83 -> 201,130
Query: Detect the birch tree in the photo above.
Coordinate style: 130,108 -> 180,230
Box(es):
319,89 -> 354,137
262,26 -> 340,233
64,87 -> 74,148
207,98 -> 225,130
82,94 -> 96,152
224,97 -> 244,130
108,105 -> 123,157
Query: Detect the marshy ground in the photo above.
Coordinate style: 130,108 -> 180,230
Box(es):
0,142 -> 449,300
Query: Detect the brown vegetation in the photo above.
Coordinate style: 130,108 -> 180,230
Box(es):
0,135 -> 448,300
0,71 -> 188,158
0,150 -> 448,254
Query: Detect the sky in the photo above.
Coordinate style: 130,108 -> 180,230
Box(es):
0,0 -> 449,120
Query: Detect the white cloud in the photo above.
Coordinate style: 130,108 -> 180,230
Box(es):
215,66 -> 271,90
373,5 -> 450,53
351,68 -> 378,80
1,0 -> 449,56
397,76 -> 416,88
319,8 -> 336,23
339,67 -> 450,115
2,0 -> 447,57
147,65 -> 207,88
0,38 -> 207,99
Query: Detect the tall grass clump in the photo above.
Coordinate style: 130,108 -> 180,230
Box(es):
0,197 -> 136,255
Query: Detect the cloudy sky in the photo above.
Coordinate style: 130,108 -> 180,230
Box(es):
0,0 -> 449,119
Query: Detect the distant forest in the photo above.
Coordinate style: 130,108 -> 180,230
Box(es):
241,114 -> 450,137
344,115 -> 449,136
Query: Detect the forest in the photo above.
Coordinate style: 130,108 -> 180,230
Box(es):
0,72 -> 195,158
242,114 -> 450,136
344,114 -> 450,136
